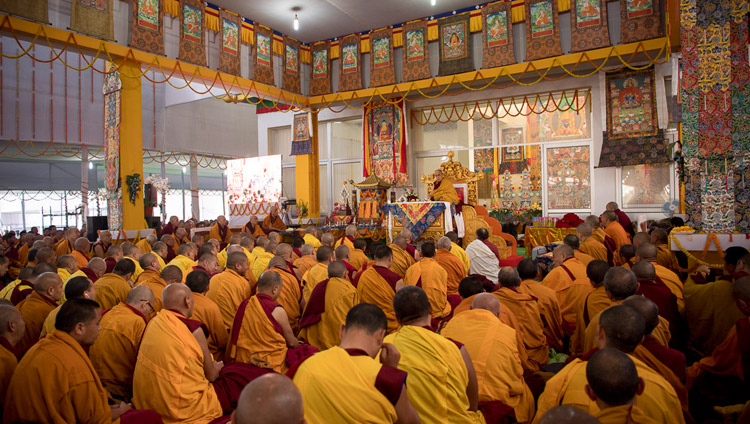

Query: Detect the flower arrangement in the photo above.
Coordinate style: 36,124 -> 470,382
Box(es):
672,226 -> 696,234
402,186 -> 418,201
125,174 -> 142,205
297,200 -> 309,218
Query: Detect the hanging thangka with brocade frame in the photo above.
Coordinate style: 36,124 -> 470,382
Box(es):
253,24 -> 275,86
369,28 -> 396,88
620,0 -> 663,44
218,9 -> 241,76
438,13 -> 474,76
129,0 -> 165,55
402,20 -> 431,82
569,0 -> 611,52
103,65 -> 123,231
283,36 -> 301,94
482,1 -> 515,69
339,34 -> 363,92
309,42 -> 331,96
525,0 -> 562,61
178,0 -> 206,67
363,101 -> 408,186
71,0 -> 114,40
291,112 -> 312,156
0,0 -> 49,24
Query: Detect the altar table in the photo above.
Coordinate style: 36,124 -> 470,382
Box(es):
523,227 -> 577,257
383,201 -> 455,241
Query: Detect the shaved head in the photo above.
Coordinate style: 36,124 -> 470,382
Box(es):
471,293 -> 500,316
554,245 -> 574,259
126,285 -> 154,305
57,254 -> 77,270
734,276 -> 750,302
437,236 -> 452,250
598,305 -> 645,353
320,233 -> 335,247
327,260 -> 346,279
268,256 -> 287,270
87,257 -> 106,276
650,228 -> 669,244
160,265 -> 183,284
0,304 -> 23,341
268,232 -> 280,243
345,225 -> 357,236
276,243 -> 293,259
632,232 -> 650,247
603,267 -> 638,300
161,283 -> 192,316
257,270 -> 282,293
234,373 -> 304,424
35,272 -> 62,293
334,245 -> 350,261
622,295 -> 660,335
139,252 -> 159,271
300,244 -> 314,256
316,246 -> 333,263
392,236 -> 408,249
586,348 -> 641,407
227,251 -> 249,269
36,247 -> 56,265
74,237 -> 90,251
631,261 -> 656,281
538,405 -> 599,424
636,243 -> 658,261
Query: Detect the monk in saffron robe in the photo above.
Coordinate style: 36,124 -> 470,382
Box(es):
436,236 -> 466,296
534,306 -> 685,424
389,236 -> 415,278
41,276 -> 96,338
585,348 -> 658,424
636,243 -> 685,313
227,271 -> 302,373
571,260 -> 612,355
186,269 -> 229,362
601,210 -> 631,249
581,267 -> 640,353
16,272 -> 63,355
430,169 -> 461,204
5,262 -> 54,306
6,298 -> 161,424
651,229 -> 678,271
135,253 -> 175,312
302,227 -> 322,248
267,255 -> 304,332
301,246 -> 333,304
333,245 -> 359,282
542,245 -> 591,330
0,304 -> 24,415
66,256 -> 106,286
242,216 -> 266,239
209,215 -> 233,246
93,230 -> 113,259
564,234 -> 595,266
293,244 -> 317,277
350,238 -> 370,270
134,284 -> 272,423
632,261 -> 683,342
90,286 -> 153,401
517,258 -> 564,352
206,251 -> 252,330
95,259 -> 136,310
135,234 -> 156,255
442,294 -> 535,423
263,208 -> 287,232
56,254 -> 78,290
356,245 -> 403,332
402,241 -> 452,319
54,227 -> 79,258
577,223 -> 609,263
384,286 -> 485,423
104,244 -> 123,273
466,228 -> 501,285
447,231 -> 471,276
71,237 -> 91,269
298,261 -> 358,350
251,240 -> 276,279
334,225 -> 357,251
167,243 -> 197,280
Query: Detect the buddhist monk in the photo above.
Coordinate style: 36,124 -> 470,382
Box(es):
122,242 -> 144,282
350,238 -> 370,270
251,240 -> 276,279
651,229 -> 678,271
320,232 -> 335,249
15,272 -> 63,355
267,256 -> 304,332
430,169 -> 460,203
54,227 -> 79,257
207,251 -> 252,330
542,245 -> 591,330
56,254 -> 78,284
601,210 -> 631,249
302,226 -> 322,248
446,231 -> 471,276
94,259 -> 135,310
92,230 -> 113,258
401,241 -> 452,320
233,373 -> 306,424
276,243 -> 302,281
160,234 -> 177,262
302,246 -> 333,303
135,253 -> 171,312
135,233 -> 156,255
227,271 -> 300,372
293,244 -> 317,277
388,236 -> 415,278
293,303 -> 419,424
635,243 -> 684,313
210,215 -> 233,247
685,247 -> 749,355
185,269 -> 229,362
564,234 -> 595,266
538,405 -> 599,424
193,252 -> 221,278
606,201 -> 634,237
68,256 -> 106,284
0,304 -> 24,415
385,286 -> 484,423
442,293 -> 535,423
4,262 -> 54,306
334,224 -> 357,251
334,245 -> 358,282
570,260 -> 612,355
619,244 -> 637,268
517,258 -> 564,353
577,223 -> 608,263
41,275 -> 95,337
243,216 -> 266,239
535,305 -> 685,424
161,215 -> 179,235
239,236 -> 257,264
585,349 -> 656,424
71,237 -> 91,269
105,244 -> 123,273
263,208 -> 287,232
436,236 -> 466,296
167,242 -> 197,279
631,261 -> 682,340
90,285 -> 153,401
35,245 -> 57,267
6,297 -> 161,423
216,237 -> 241,268
356,245 -> 403,332
581,267 -> 640,353
466,228 -> 501,284
298,261 -> 358,350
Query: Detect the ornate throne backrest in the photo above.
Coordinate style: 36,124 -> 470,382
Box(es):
420,151 -> 484,206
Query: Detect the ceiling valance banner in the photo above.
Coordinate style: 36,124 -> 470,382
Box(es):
369,28 -> 396,88
70,0 -> 115,41
401,20 -> 431,82
338,34 -> 363,92
253,23 -> 275,86
177,0 -> 207,67
525,0 -> 562,61
129,0 -> 165,55
569,0 -> 611,52
438,12 -> 474,76
481,1 -> 516,69
218,9 -> 242,76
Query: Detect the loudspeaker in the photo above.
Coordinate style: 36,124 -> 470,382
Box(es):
86,216 -> 108,242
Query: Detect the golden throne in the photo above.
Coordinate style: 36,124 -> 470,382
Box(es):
421,151 -> 509,258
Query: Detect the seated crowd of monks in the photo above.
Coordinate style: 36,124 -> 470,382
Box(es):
0,206 -> 749,424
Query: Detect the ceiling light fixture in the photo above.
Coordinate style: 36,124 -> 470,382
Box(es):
88,162 -> 93,169
293,14 -> 299,30
431,0 -> 436,6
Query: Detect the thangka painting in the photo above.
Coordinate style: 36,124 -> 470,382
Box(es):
178,0 -> 206,67
103,65 -> 122,230
438,13 -> 474,76
570,0 -> 610,52
525,0 -> 562,61
309,42 -> 331,96
536,96 -> 590,141
291,112 -> 312,156
402,20 -> 431,82
283,36 -> 301,94
253,24 -> 275,86
129,0 -> 164,55
338,34 -> 362,92
620,0 -> 663,43
482,2 -> 516,69
70,0 -> 114,40
364,101 -> 408,186
473,119 -> 494,173
606,67 -> 658,139
0,0 -> 49,23
547,145 -> 591,210
370,28 -> 396,87
218,10 -> 241,76
500,127 -> 527,173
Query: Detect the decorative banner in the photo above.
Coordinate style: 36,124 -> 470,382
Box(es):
363,100 -> 408,186
473,118 -> 494,173
402,20 -> 430,82
369,28 -> 396,88
438,12 -> 474,76
620,0 -> 663,44
103,65 -> 122,230
338,34 -> 362,92
525,0 -> 562,61
597,130 -> 669,167
70,0 -> 114,40
569,0 -> 611,52
482,1 -> 516,69
0,0 -> 49,24
253,24 -> 275,86
291,112 -> 312,156
177,0 -> 207,67
218,9 -> 241,76
605,67 -> 658,140
382,202 -> 447,239
283,36 -> 301,94
128,0 -> 165,55
546,145 -> 591,210
309,41 -> 331,96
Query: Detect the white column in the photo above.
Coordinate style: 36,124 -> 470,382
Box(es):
81,151 -> 89,218
190,155 -> 200,220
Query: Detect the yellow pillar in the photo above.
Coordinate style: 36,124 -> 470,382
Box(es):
118,60 -> 144,230
295,110 -> 320,219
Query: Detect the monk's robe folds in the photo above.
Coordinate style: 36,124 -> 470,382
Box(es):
542,257 -> 591,326
206,269 -> 252,330
356,266 -> 400,332
435,248 -> 466,296
16,291 -> 58,355
167,254 -> 196,281
302,263 -> 329,304
349,248 -> 370,271
135,269 -> 168,311
191,293 -> 229,361
298,277 -> 358,350
294,256 -> 317,278
404,258 -> 452,319
492,287 -> 548,369
270,267 -> 303,331
389,244 -> 415,278
431,179 -> 460,203
94,273 -> 132,310
251,251 -> 274,280
228,294 -> 289,373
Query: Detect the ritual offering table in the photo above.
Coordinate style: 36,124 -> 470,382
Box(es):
670,232 -> 750,270
383,201 -> 455,241
523,227 -> 577,257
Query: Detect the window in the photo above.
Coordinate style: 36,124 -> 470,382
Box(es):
620,163 -> 673,209
268,127 -> 294,165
